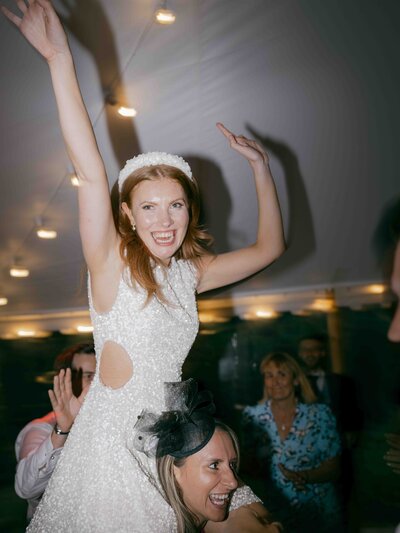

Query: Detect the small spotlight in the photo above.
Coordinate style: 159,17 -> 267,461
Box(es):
367,284 -> 385,294
255,309 -> 276,319
0,297 -> 8,306
155,8 -> 176,25
17,329 -> 36,337
37,228 -> 57,239
10,266 -> 30,278
77,325 -> 94,333
118,106 -> 137,118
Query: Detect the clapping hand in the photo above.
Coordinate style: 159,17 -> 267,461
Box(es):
2,0 -> 68,62
217,123 -> 269,167
48,368 -> 88,433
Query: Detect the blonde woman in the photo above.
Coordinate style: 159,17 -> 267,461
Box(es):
242,352 -> 342,533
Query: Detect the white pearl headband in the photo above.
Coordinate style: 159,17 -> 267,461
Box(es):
118,152 -> 193,191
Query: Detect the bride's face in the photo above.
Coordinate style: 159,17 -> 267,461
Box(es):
123,178 -> 190,266
173,429 -> 238,525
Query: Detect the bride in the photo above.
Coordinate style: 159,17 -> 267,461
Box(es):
3,1 -> 285,531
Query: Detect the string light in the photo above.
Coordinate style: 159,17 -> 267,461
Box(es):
0,297 -> 8,306
17,329 -> 35,337
155,7 -> 176,25
76,325 -> 94,333
10,265 -> 30,278
117,106 -> 137,117
36,218 -> 57,239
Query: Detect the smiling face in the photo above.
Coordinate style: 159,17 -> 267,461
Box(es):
122,178 -> 190,266
263,362 -> 298,402
173,429 -> 238,526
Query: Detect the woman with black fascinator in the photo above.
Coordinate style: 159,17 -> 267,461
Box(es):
133,379 -> 283,532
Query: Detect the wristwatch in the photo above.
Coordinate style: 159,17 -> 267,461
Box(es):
54,424 -> 70,436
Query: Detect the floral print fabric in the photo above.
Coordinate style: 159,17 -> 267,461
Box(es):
242,401 -> 342,532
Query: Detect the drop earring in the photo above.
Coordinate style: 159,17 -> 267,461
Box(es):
131,222 -> 136,231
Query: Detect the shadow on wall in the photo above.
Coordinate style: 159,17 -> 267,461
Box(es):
185,155 -> 232,255
247,124 -> 316,274
58,0 -> 141,169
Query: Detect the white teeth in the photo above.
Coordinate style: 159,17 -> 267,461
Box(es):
209,493 -> 230,506
153,231 -> 173,238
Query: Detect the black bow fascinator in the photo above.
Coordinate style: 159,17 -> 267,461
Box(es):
131,379 -> 216,458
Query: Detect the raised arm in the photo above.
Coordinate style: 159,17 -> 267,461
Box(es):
197,123 -> 285,294
2,0 -> 118,274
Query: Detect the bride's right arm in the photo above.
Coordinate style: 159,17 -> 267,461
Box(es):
2,0 -> 118,274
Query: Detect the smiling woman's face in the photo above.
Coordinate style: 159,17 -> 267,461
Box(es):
173,429 -> 239,525
122,177 -> 190,266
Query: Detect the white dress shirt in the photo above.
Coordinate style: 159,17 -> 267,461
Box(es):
15,412 -> 63,520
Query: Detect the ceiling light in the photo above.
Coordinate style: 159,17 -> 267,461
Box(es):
17,329 -> 36,337
310,298 -> 335,312
155,5 -> 176,25
255,309 -> 277,319
10,266 -> 30,278
118,106 -> 137,117
367,284 -> 385,294
37,228 -> 57,239
0,297 -> 8,306
77,325 -> 94,333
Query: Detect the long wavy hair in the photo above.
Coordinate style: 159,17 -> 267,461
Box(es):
156,422 -> 240,533
118,164 -> 213,302
259,351 -> 317,404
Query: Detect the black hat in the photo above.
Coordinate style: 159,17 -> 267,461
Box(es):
131,379 -> 216,458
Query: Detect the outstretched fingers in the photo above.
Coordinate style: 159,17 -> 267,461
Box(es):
48,388 -> 58,410
216,122 -> 236,142
1,5 -> 22,26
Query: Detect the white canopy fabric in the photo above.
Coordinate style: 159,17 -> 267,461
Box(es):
0,0 -> 398,334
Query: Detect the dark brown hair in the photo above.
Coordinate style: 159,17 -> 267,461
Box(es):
118,164 -> 213,302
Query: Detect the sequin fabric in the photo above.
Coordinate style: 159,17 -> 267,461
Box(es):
230,485 -> 261,511
28,258 -> 198,533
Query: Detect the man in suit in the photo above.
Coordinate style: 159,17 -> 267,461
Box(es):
297,334 -> 362,437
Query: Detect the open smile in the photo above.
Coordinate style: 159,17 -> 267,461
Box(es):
151,230 -> 176,245
208,492 -> 231,508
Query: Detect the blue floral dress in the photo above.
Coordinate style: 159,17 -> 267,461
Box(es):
242,401 -> 342,533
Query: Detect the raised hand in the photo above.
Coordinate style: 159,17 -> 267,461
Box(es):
2,0 -> 68,62
217,122 -> 269,167
48,368 -> 88,433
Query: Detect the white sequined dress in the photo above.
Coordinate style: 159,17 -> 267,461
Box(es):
27,258 -> 259,532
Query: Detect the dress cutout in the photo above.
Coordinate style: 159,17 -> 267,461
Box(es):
28,259 -> 198,532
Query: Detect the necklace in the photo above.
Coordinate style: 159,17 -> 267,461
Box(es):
271,403 -> 297,433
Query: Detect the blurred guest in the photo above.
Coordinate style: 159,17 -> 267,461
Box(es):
15,343 -> 95,521
242,352 -> 342,533
384,236 -> 400,523
298,333 -> 362,438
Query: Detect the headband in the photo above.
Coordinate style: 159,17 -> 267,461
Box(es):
130,379 -> 216,458
118,152 -> 193,191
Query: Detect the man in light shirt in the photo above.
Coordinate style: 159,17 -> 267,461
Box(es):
15,343 -> 96,521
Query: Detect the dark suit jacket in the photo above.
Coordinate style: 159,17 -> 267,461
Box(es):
308,372 -> 363,433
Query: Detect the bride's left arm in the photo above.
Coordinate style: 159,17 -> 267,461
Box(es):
197,123 -> 285,294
